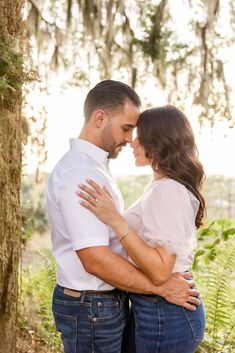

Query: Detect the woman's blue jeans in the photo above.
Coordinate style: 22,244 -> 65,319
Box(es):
128,293 -> 206,353
52,284 -> 129,353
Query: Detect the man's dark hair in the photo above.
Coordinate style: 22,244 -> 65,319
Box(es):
83,80 -> 141,122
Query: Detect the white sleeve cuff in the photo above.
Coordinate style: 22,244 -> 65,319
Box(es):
72,237 -> 109,251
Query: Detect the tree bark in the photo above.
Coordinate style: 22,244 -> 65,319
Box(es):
0,1 -> 23,352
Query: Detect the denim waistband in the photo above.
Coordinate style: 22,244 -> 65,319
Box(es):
56,284 -> 127,301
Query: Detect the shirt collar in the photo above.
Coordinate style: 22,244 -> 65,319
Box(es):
69,138 -> 109,167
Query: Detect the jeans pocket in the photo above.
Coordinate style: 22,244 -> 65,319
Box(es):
182,303 -> 206,342
95,297 -> 123,321
53,311 -> 77,353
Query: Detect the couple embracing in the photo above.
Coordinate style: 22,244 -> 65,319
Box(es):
47,80 -> 206,353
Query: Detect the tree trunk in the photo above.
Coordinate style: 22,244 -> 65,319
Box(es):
0,1 -> 23,352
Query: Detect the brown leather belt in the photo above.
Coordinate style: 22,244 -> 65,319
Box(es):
63,287 -> 120,298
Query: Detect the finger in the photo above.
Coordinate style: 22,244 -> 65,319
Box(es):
76,191 -> 95,205
103,185 -> 113,198
181,272 -> 193,279
183,278 -> 195,288
187,296 -> 201,306
188,280 -> 195,288
80,200 -> 97,212
86,179 -> 103,195
182,302 -> 197,311
188,288 -> 200,297
78,184 -> 98,199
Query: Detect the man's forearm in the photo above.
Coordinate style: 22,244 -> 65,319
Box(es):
77,247 -> 201,310
77,246 -> 161,294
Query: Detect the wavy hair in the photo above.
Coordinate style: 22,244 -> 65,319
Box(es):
137,105 -> 206,228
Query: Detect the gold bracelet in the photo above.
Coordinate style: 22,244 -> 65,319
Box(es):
119,224 -> 132,242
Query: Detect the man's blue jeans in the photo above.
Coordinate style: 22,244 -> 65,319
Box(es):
52,284 -> 129,353
128,293 -> 206,353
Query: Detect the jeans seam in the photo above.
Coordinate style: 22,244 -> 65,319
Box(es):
181,307 -> 201,342
98,302 -> 119,308
94,296 -> 123,322
53,311 -> 77,353
156,300 -> 160,352
53,298 -> 91,307
137,294 -> 158,302
74,316 -> 77,353
53,311 -> 77,320
91,305 -> 94,353
93,308 -> 122,322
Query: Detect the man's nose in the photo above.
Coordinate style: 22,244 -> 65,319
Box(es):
125,131 -> 133,143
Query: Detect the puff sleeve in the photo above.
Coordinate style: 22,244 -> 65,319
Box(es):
141,180 -> 198,258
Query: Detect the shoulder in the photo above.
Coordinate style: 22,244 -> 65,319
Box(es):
148,178 -> 187,197
143,178 -> 190,208
50,151 -> 106,186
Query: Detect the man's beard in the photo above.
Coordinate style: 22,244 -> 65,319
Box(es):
101,124 -> 126,159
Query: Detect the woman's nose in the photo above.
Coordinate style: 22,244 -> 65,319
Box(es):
131,137 -> 137,148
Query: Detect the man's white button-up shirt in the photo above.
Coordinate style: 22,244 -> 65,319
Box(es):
47,138 -> 127,290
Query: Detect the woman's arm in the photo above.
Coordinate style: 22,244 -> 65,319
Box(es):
77,179 -> 176,285
108,213 -> 176,285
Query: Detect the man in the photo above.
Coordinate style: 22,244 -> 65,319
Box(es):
47,80 -> 200,353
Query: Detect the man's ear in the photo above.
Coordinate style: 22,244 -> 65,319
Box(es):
91,109 -> 107,128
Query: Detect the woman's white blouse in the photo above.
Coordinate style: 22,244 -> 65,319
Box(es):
124,178 -> 200,272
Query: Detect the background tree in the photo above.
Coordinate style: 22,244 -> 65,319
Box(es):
0,1 -> 24,352
26,0 -> 235,124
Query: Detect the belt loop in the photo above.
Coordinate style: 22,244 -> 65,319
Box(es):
120,290 -> 126,301
124,291 -> 127,301
80,290 -> 86,303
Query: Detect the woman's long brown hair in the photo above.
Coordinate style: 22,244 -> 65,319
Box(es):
137,105 -> 206,228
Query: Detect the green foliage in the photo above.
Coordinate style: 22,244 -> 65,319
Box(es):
193,219 -> 235,270
193,219 -> 235,352
19,248 -> 62,352
117,175 -> 151,209
203,243 -> 235,352
0,36 -> 24,110
36,248 -> 58,288
21,174 -> 49,244
133,2 -> 189,64
202,176 -> 235,220
21,201 -> 35,244
0,75 -> 15,99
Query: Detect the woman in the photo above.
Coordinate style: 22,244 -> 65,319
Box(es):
77,105 -> 206,353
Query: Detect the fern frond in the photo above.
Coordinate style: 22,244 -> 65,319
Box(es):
36,247 -> 57,290
201,242 -> 235,351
